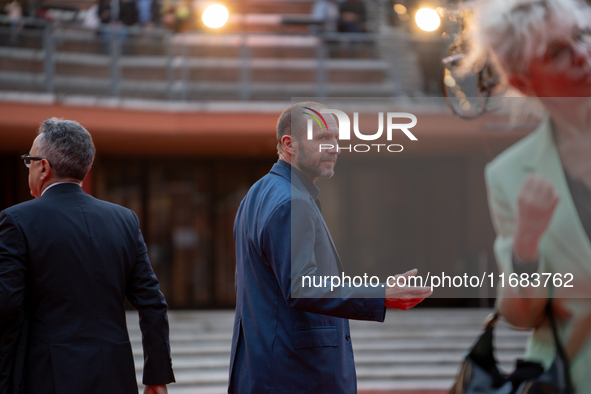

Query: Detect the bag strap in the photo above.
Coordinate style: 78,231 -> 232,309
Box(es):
495,300 -> 573,392
484,311 -> 499,329
546,300 -> 574,393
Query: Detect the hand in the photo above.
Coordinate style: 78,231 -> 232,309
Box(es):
144,385 -> 168,394
385,269 -> 433,310
514,174 -> 560,261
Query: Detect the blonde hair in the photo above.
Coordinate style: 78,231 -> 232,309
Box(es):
462,0 -> 590,87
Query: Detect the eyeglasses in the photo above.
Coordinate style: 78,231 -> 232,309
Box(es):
21,154 -> 51,168
543,27 -> 591,68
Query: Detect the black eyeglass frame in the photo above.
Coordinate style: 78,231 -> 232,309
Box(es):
21,154 -> 52,168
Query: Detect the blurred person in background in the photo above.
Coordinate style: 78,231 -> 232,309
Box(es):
98,0 -> 111,25
311,0 -> 339,33
0,119 -> 175,394
97,0 -> 133,54
228,102 -> 432,394
160,0 -> 189,33
338,0 -> 366,32
137,0 -> 153,27
120,0 -> 139,26
98,0 -> 159,28
4,0 -> 22,44
83,1 -> 101,30
464,0 -> 591,390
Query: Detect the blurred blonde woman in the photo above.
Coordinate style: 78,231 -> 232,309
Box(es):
465,0 -> 591,390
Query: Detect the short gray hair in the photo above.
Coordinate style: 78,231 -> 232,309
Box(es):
37,118 -> 95,181
463,0 -> 590,83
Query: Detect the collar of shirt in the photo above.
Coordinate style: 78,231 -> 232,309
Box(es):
41,182 -> 82,196
277,159 -> 320,200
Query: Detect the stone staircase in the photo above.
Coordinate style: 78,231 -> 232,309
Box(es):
126,309 -> 530,393
0,0 -> 433,100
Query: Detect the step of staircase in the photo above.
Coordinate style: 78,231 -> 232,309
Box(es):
126,309 -> 529,393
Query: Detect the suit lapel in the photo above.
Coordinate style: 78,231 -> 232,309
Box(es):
523,119 -> 591,277
307,193 -> 344,273
273,163 -> 344,273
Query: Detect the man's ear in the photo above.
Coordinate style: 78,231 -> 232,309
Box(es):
40,159 -> 52,181
508,73 -> 536,97
281,135 -> 294,155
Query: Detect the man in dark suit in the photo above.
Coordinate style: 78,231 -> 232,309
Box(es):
229,102 -> 433,393
0,118 -> 175,394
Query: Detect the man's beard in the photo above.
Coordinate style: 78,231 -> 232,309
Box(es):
295,149 -> 336,180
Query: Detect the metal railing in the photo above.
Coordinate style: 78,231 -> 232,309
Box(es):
0,16 -> 440,100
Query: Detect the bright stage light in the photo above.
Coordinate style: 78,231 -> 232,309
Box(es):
394,4 -> 407,14
202,4 -> 229,29
415,8 -> 440,32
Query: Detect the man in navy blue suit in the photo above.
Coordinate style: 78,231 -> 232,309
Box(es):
229,102 -> 433,393
0,119 -> 175,394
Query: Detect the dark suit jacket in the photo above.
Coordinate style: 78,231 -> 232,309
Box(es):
0,183 -> 175,394
229,160 -> 385,394
0,300 -> 26,394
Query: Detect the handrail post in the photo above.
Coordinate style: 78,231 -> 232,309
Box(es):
385,32 -> 403,97
180,40 -> 189,101
316,33 -> 327,97
166,32 -> 174,100
43,22 -> 54,93
239,32 -> 251,101
110,24 -> 122,98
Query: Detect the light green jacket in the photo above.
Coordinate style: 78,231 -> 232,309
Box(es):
485,117 -> 591,391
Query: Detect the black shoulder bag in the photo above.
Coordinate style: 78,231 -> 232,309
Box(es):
450,303 -> 573,394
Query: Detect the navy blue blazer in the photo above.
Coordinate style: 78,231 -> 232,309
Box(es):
0,183 -> 175,394
229,161 -> 386,394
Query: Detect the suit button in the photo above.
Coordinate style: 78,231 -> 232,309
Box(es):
346,334 -> 351,341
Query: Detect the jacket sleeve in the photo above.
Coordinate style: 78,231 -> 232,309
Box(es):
0,210 -> 27,328
262,198 -> 386,322
484,163 -> 548,327
125,215 -> 175,386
